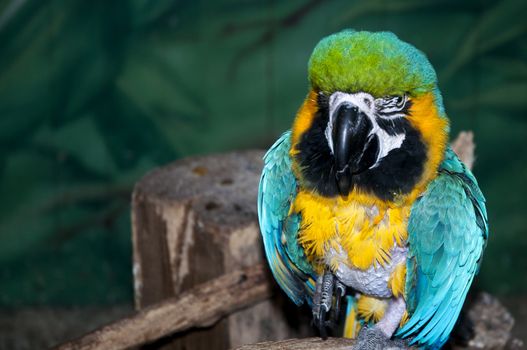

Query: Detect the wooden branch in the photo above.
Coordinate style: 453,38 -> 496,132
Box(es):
234,337 -> 357,350
54,264 -> 272,350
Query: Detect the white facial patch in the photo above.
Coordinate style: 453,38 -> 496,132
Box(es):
325,92 -> 406,169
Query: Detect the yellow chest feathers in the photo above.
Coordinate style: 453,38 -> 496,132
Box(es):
292,190 -> 410,271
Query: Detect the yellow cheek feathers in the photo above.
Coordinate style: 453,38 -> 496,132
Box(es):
290,90 -> 319,181
291,90 -> 319,148
404,92 -> 449,204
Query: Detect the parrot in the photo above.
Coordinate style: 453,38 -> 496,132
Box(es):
257,30 -> 488,349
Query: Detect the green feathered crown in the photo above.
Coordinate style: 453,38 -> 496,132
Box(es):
308,30 -> 438,98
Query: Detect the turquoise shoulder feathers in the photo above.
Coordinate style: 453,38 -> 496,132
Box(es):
258,131 -> 315,305
398,148 -> 488,349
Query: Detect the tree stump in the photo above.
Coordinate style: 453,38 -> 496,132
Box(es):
131,151 -> 312,350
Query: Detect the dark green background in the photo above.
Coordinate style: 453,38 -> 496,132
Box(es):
1,0 -> 526,307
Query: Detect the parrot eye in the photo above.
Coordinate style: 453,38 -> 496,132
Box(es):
394,95 -> 406,108
375,95 -> 410,119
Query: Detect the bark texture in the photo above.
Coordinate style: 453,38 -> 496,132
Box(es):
54,265 -> 272,350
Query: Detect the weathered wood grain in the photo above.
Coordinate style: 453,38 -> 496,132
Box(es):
234,337 -> 357,350
54,265 -> 272,350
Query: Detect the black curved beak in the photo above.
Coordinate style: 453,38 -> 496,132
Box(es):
332,103 -> 378,196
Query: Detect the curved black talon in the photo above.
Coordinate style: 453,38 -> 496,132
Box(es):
318,308 -> 328,339
311,271 -> 346,339
313,308 -> 336,340
331,280 -> 346,325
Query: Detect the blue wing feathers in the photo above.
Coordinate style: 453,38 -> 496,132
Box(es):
258,131 -> 315,306
398,148 -> 488,349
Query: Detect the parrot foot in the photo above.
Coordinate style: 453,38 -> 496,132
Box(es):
312,270 -> 346,339
353,326 -> 408,350
352,297 -> 408,349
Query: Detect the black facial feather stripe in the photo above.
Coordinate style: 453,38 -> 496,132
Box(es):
295,93 -> 339,196
294,96 -> 426,201
376,117 -> 407,136
355,125 -> 426,201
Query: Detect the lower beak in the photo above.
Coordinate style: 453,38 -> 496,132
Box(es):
332,103 -> 378,196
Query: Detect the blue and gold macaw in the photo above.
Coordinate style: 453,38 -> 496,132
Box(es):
258,30 -> 488,349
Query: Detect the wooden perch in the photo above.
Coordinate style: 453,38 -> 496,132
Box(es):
235,337 -> 357,350
232,292 -> 516,350
54,264 -> 272,350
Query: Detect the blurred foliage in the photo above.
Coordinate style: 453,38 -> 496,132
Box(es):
0,0 -> 526,305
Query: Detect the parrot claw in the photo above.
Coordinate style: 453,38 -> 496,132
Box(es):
332,279 -> 346,322
312,270 -> 346,339
314,307 -> 329,339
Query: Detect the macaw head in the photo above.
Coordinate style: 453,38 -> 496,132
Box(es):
290,30 -> 449,203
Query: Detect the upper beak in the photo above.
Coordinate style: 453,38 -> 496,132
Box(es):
332,103 -> 378,196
